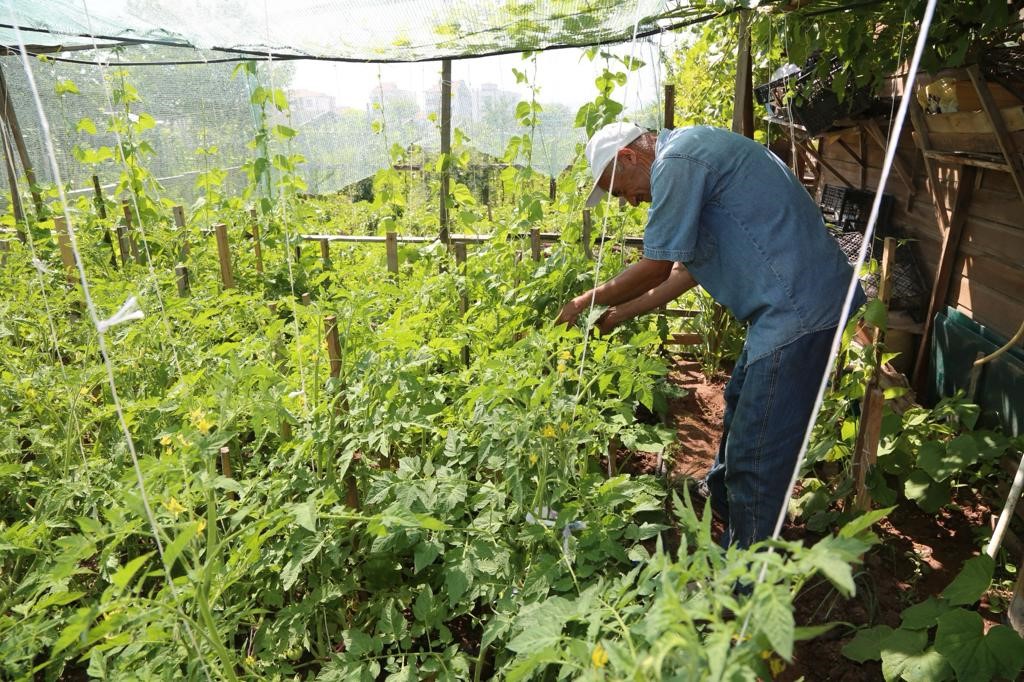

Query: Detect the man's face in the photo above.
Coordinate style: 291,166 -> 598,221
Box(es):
597,150 -> 652,207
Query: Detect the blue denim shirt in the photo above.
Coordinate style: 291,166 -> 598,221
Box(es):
643,126 -> 864,362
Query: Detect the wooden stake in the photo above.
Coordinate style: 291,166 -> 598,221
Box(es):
172,205 -> 190,263
455,242 -> 470,367
214,223 -> 235,289
175,265 -> 190,297
731,9 -> 754,138
549,176 -> 556,201
582,209 -> 594,259
346,452 -> 361,510
853,385 -> 884,511
219,446 -> 233,479
664,84 -> 676,130
530,228 -> 541,261
439,58 -> 452,244
249,208 -> 263,274
873,237 -> 897,346
53,216 -> 78,288
0,119 -> 25,232
301,292 -> 311,306
120,202 -> 141,264
0,239 -> 9,268
0,66 -> 42,215
325,315 -> 342,378
92,175 -> 107,219
385,231 -> 399,274
320,238 -> 331,269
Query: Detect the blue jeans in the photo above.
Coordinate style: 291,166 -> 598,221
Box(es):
704,327 -> 836,549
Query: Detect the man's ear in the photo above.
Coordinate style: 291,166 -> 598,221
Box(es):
616,147 -> 636,165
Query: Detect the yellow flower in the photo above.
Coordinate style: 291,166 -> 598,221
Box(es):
591,643 -> 608,669
190,409 -> 214,434
560,422 -> 569,431
559,351 -> 571,361
557,362 -> 567,374
529,454 -> 538,465
541,425 -> 557,438
159,435 -> 172,446
244,655 -> 256,667
164,497 -> 186,516
197,518 -> 206,534
176,433 -> 192,448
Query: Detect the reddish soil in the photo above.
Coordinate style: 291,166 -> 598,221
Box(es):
653,354 -> 1014,682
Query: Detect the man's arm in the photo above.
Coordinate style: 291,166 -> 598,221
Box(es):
556,257 -> 674,326
596,262 -> 697,333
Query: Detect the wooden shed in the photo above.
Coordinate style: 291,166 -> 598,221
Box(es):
797,65 -> 1023,409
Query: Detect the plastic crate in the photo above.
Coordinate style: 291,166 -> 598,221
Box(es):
757,57 -> 873,136
819,184 -> 893,235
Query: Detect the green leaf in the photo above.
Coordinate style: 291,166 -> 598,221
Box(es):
341,628 -> 377,657
879,629 -> 928,681
755,585 -> 795,661
900,597 -> 950,630
273,124 -> 297,139
935,609 -> 1024,682
55,79 -> 79,95
506,598 -> 572,653
163,522 -> 199,570
291,499 -> 317,532
899,648 -> 953,682
444,566 -> 469,605
863,298 -> 887,330
76,117 -> 97,135
941,555 -> 994,606
918,436 -> 980,483
904,469 -> 951,513
110,551 -> 154,591
135,113 -> 156,131
839,506 -> 895,538
413,540 -> 440,573
843,624 -> 893,663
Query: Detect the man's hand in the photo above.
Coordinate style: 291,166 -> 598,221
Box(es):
596,307 -> 621,335
555,295 -> 588,327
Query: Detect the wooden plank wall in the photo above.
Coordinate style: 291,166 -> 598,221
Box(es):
816,123 -> 1024,342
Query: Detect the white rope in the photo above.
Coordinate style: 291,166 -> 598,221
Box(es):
77,8 -> 184,381
10,5 -> 210,674
739,0 -> 942,641
572,0 -> 648,421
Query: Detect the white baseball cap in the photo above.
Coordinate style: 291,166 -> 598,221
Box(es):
584,122 -> 646,207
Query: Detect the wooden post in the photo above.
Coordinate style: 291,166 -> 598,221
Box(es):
664,83 -> 675,130
852,385 -> 885,510
455,242 -> 470,367
530,228 -> 541,261
325,315 -> 342,378
219,446 -> 233,479
53,216 -> 78,288
582,209 -> 594,259
385,231 -> 399,274
120,202 -> 142,263
731,9 -> 754,139
346,453 -> 361,510
301,292 -> 311,306
548,176 -> 556,201
175,265 -> 190,296
249,208 -> 264,274
214,223 -> 235,289
92,175 -> 107,219
320,238 -> 331,269
439,59 -> 452,244
853,237 -> 898,511
171,204 -> 191,265
912,165 -> 978,394
91,176 -> 119,266
0,66 -> 42,215
0,120 -> 25,236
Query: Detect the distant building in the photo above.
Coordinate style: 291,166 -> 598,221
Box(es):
368,82 -> 418,117
289,88 -> 336,124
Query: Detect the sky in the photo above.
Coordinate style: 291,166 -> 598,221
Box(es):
288,37 -> 679,112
